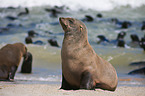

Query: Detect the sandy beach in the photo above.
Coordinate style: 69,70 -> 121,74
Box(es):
0,84 -> 145,96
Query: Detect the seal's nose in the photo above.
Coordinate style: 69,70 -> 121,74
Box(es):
59,17 -> 65,22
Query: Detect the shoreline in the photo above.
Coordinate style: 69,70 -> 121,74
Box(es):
0,84 -> 145,96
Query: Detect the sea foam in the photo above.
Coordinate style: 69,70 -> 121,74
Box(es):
0,0 -> 145,11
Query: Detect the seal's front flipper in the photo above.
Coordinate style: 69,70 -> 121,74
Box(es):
80,71 -> 95,90
9,66 -> 18,80
60,74 -> 78,90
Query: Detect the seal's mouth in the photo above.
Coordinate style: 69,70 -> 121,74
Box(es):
59,17 -> 69,32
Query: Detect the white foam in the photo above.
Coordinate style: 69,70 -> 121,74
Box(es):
15,75 -> 61,82
0,0 -> 145,11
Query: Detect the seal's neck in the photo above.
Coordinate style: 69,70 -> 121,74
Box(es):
64,34 -> 87,44
63,35 -> 89,49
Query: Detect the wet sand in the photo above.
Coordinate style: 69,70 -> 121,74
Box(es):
0,84 -> 145,96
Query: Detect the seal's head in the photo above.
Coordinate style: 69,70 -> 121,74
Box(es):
13,43 -> 28,59
59,17 -> 87,42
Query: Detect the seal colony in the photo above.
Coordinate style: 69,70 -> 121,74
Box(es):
59,17 -> 118,91
0,43 -> 32,80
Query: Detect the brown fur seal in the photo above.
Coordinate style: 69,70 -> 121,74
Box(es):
59,17 -> 118,91
0,43 -> 28,80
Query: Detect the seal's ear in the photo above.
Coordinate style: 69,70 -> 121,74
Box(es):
25,47 -> 27,51
80,25 -> 83,32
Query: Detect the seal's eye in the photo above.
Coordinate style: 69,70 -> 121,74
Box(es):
80,25 -> 83,32
69,20 -> 73,24
80,26 -> 83,29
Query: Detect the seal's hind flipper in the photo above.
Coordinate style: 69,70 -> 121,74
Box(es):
80,71 -> 95,90
60,74 -> 78,90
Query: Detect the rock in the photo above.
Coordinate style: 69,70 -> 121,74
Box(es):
128,67 -> 145,75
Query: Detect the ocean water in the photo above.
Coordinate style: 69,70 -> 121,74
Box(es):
0,0 -> 145,87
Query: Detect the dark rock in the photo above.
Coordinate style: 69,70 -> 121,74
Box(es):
128,67 -> 145,75
21,52 -> 32,73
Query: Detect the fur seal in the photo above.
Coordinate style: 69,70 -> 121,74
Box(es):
45,6 -> 65,18
28,30 -> 38,37
0,43 -> 28,80
6,16 -> 18,20
18,8 -> 29,16
82,15 -> 94,22
130,34 -> 140,43
116,31 -> 126,40
25,36 -> 33,44
121,21 -> 132,29
59,17 -> 118,91
25,36 -> 44,45
117,39 -> 125,47
97,35 -> 109,46
96,13 -> 103,18
97,35 -> 109,44
48,39 -> 59,47
128,34 -> 140,48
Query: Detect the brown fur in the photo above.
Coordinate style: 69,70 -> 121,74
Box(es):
59,17 -> 118,91
0,43 -> 27,80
